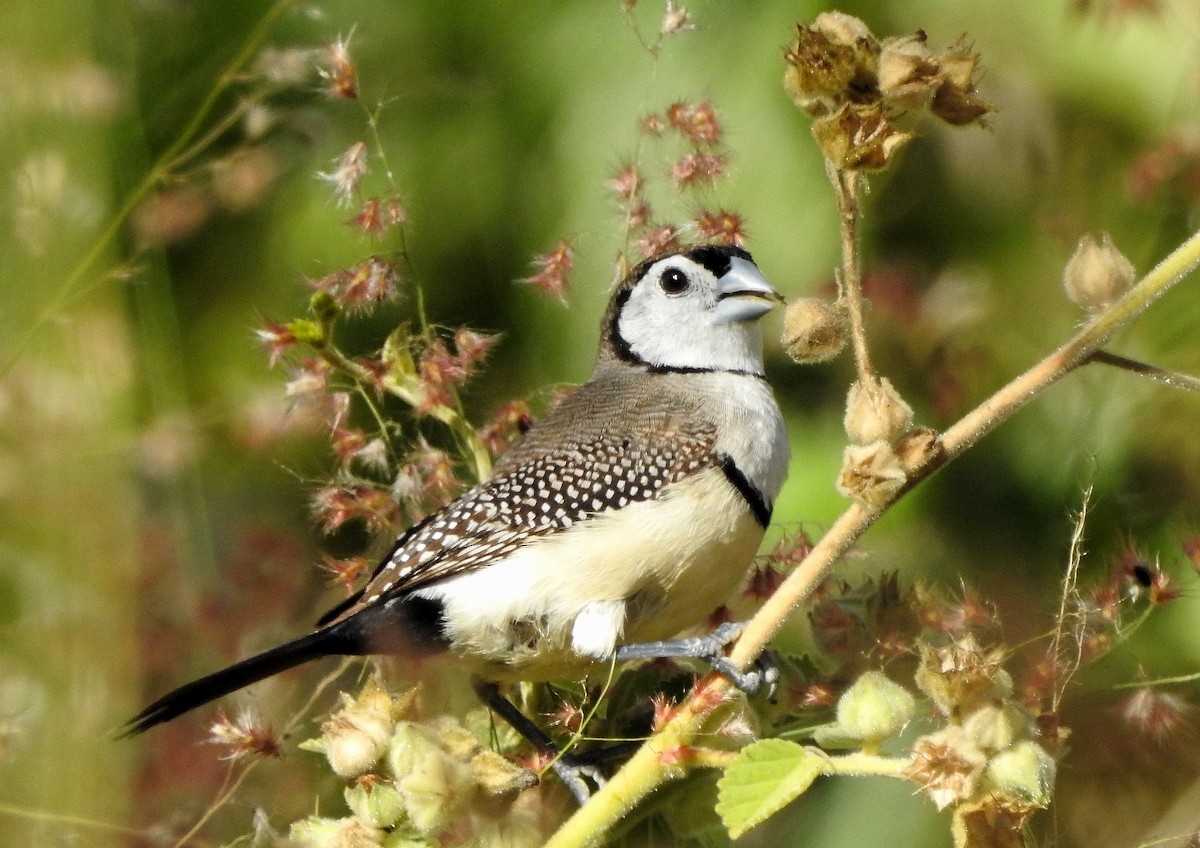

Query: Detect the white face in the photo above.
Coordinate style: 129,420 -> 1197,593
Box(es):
615,253 -> 780,375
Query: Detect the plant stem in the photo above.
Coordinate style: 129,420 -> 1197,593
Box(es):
827,162 -> 873,381
1088,350 -> 1200,395
545,679 -> 726,848
820,751 -> 912,779
0,0 -> 296,381
547,229 -> 1200,847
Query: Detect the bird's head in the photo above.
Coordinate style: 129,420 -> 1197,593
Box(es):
599,244 -> 782,376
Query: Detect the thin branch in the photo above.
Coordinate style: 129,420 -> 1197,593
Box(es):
1050,484 -> 1093,713
820,751 -> 912,779
0,802 -> 148,840
827,163 -> 873,380
1088,350 -> 1200,395
170,762 -> 257,848
1112,671 -> 1200,689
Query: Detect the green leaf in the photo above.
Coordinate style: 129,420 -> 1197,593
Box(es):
715,739 -> 824,839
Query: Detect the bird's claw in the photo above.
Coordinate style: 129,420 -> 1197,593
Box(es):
551,755 -> 607,805
697,622 -> 778,697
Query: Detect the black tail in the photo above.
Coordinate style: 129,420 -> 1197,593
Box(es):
121,627 -> 357,737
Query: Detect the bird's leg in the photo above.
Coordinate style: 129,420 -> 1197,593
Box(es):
613,621 -> 778,695
471,678 -> 608,804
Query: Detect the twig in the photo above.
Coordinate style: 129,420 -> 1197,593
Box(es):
0,802 -> 149,840
1088,350 -> 1200,395
170,763 -> 258,848
1050,484 -> 1093,714
827,162 -> 874,380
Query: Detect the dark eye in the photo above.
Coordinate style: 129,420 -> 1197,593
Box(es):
659,267 -> 690,294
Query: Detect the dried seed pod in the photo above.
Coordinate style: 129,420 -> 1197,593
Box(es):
1063,232 -> 1136,313
781,298 -> 848,364
844,376 -> 914,445
836,441 -> 907,508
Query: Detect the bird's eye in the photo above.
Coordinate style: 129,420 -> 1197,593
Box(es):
659,267 -> 690,294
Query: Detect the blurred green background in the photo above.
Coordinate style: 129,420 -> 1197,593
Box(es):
3,0 -> 1200,845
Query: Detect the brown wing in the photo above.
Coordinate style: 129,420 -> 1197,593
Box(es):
325,370 -> 719,621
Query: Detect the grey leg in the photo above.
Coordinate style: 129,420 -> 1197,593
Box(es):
471,678 -> 606,804
613,621 -> 777,695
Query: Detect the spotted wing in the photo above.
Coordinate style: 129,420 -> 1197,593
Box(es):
333,413 -> 720,617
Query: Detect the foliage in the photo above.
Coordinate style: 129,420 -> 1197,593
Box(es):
3,2 -> 1200,848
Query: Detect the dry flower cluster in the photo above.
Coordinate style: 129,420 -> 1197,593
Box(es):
783,11 -> 993,171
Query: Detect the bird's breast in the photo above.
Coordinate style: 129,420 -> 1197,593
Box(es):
414,466 -> 766,682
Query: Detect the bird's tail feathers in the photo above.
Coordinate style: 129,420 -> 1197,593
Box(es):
120,626 -> 356,737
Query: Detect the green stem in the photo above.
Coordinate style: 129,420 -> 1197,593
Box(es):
1088,350 -> 1200,395
1,0 -> 297,381
820,751 -> 912,779
1112,671 -> 1200,689
0,803 -> 145,838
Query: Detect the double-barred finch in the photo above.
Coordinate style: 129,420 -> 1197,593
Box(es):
125,244 -> 790,789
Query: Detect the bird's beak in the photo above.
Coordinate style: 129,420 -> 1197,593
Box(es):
713,257 -> 784,324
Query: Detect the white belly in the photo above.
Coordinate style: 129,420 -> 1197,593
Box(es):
414,467 -> 764,682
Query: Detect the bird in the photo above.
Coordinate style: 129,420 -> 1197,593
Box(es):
125,243 -> 790,795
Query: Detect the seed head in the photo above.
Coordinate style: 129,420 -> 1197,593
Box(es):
834,670 -> 916,747
1118,687 -> 1193,745
781,298 -> 847,364
208,710 -> 281,761
311,483 -> 399,535
783,16 -> 878,119
694,209 -> 746,246
660,1 -> 693,37
650,693 -> 680,732
877,31 -> 940,112
521,239 -> 574,303
1062,232 -> 1136,313
321,554 -> 370,595
288,816 -> 383,848
318,142 -> 369,206
844,376 -> 914,445
812,102 -> 913,171
982,740 -> 1056,808
344,779 -> 405,829
322,33 -> 359,100
634,223 -> 681,259
836,441 -> 906,509
915,636 -> 1009,717
478,400 -> 533,457
665,99 -> 723,145
305,680 -> 400,778
743,562 -> 785,601
670,151 -> 726,187
608,162 -> 643,200
906,726 -> 987,810
255,319 -> 300,367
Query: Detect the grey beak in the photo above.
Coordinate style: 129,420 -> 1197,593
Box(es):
713,256 -> 783,324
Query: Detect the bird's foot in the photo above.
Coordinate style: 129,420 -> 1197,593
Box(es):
614,621 -> 778,696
